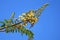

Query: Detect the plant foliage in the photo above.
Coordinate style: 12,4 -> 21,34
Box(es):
0,3 -> 48,40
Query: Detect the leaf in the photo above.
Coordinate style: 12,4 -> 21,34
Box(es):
0,21 -> 5,27
0,21 -> 5,24
20,27 -> 34,39
18,28 -> 20,32
10,12 -> 15,19
35,3 -> 48,17
27,30 -> 33,38
25,29 -> 34,40
15,28 -> 18,32
17,27 -> 21,32
4,19 -> 8,23
20,27 -> 25,35
5,27 -> 9,33
4,19 -> 12,26
0,27 -> 5,30
8,19 -> 12,23
10,27 -> 15,33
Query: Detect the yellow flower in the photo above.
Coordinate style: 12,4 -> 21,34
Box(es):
29,20 -> 32,22
21,18 -> 24,20
25,16 -> 30,20
23,23 -> 27,26
27,14 -> 31,17
30,13 -> 34,16
19,16 -> 23,18
19,16 -> 25,20
19,24 -> 23,27
22,18 -> 26,22
22,13 -> 26,16
31,21 -> 35,24
31,18 -> 35,20
29,10 -> 34,16
35,18 -> 38,21
5,26 -> 8,28
31,17 -> 38,23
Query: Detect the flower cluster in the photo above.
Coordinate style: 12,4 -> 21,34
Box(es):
19,10 -> 38,27
0,3 -> 48,40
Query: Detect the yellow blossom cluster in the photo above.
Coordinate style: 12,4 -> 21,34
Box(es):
19,10 -> 38,26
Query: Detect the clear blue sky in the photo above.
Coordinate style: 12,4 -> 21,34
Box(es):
0,0 -> 60,40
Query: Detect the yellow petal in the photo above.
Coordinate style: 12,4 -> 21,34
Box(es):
31,21 -> 35,24
19,16 -> 23,18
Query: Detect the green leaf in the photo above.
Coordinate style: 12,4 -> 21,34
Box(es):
10,12 -> 15,19
0,21 -> 5,24
8,19 -> 12,23
15,28 -> 18,32
5,27 -> 9,33
17,27 -> 21,32
10,27 -> 15,33
0,21 -> 5,27
10,19 -> 14,24
19,26 -> 34,39
4,19 -> 8,23
25,29 -> 34,39
35,3 -> 48,17
0,27 -> 4,29
20,27 -> 25,35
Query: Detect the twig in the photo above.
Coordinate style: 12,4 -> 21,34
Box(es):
0,22 -> 22,31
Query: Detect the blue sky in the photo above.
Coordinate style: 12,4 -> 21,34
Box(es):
0,0 -> 60,40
